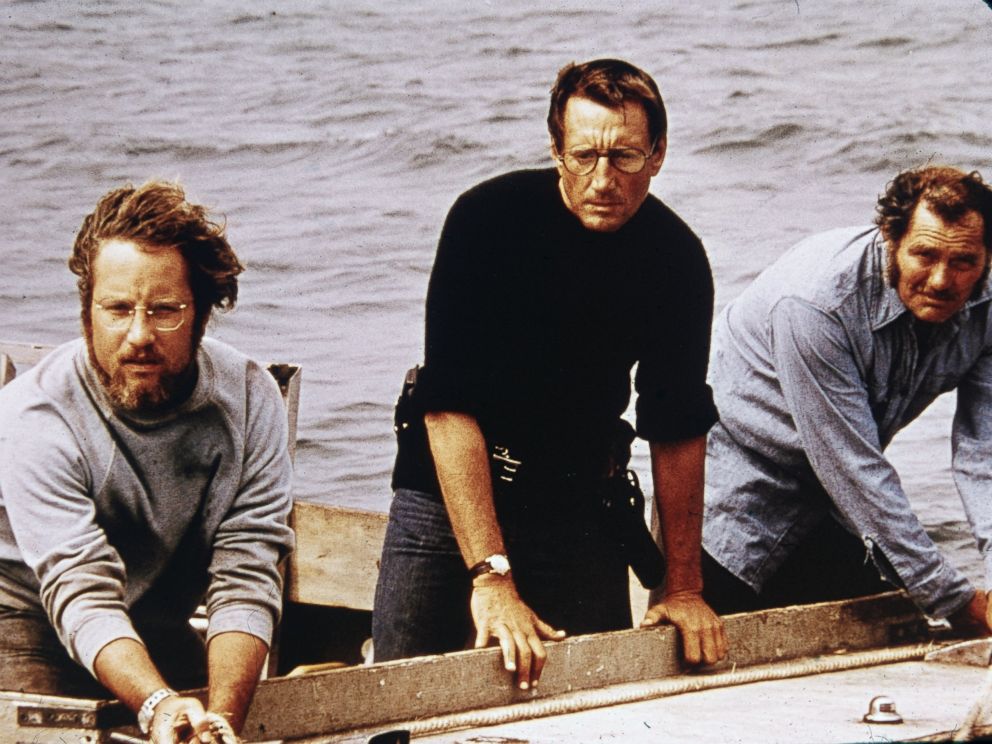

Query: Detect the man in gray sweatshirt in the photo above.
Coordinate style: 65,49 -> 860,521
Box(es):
0,182 -> 294,743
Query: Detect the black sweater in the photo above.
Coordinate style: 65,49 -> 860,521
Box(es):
393,168 -> 718,494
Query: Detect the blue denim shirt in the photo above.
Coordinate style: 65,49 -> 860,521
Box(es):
703,226 -> 992,619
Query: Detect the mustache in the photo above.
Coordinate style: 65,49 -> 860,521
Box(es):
920,288 -> 958,301
119,353 -> 165,365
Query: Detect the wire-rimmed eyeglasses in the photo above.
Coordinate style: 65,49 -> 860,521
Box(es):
557,146 -> 654,176
94,300 -> 189,332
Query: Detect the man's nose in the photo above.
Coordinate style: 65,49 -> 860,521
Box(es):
928,263 -> 952,291
590,154 -> 616,188
126,311 -> 156,345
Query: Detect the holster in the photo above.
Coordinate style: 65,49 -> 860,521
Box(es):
598,468 -> 666,590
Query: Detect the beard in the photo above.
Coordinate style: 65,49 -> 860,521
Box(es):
104,361 -> 193,412
85,331 -> 197,414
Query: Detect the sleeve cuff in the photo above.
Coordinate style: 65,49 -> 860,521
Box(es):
636,387 -> 718,442
74,612 -> 143,676
207,603 -> 275,647
902,560 -> 974,619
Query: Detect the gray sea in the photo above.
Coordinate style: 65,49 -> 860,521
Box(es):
2,1 -> 991,581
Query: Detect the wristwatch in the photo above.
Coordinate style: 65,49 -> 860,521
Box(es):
138,687 -> 177,734
469,553 -> 511,579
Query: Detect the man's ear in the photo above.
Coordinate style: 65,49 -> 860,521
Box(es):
648,136 -> 667,176
551,136 -> 565,177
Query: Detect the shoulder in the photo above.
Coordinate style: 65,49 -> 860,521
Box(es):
199,338 -> 281,396
451,168 -> 558,215
197,338 -> 286,425
750,226 -> 878,310
0,340 -> 91,474
623,194 -> 708,274
0,339 -> 86,420
636,194 -> 703,245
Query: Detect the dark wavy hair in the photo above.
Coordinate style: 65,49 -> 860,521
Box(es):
547,58 -> 667,154
876,166 -> 992,249
69,181 -> 244,344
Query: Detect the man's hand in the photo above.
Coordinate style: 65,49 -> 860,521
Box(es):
641,590 -> 728,665
151,696 -> 241,744
948,590 -> 992,637
471,576 -> 566,691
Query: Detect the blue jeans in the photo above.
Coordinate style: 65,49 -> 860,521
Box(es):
372,486 -> 631,662
0,608 -> 207,695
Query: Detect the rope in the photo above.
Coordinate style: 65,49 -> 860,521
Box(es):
371,642 -> 935,739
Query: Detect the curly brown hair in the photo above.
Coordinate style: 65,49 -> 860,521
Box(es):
69,181 -> 244,343
875,166 -> 992,249
547,59 -> 667,155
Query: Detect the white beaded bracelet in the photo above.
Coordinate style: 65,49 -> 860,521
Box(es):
137,687 -> 177,734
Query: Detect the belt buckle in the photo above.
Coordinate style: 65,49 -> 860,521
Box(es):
492,445 -> 522,483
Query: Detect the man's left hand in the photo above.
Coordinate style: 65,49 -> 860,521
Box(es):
641,590 -> 728,665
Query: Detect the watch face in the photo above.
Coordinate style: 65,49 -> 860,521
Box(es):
490,554 -> 510,575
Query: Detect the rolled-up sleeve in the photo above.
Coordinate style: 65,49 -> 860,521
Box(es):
417,193 -> 494,416
635,234 -> 718,442
771,297 -> 972,618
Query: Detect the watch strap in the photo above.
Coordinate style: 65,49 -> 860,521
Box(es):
138,687 -> 177,734
469,553 -> 510,579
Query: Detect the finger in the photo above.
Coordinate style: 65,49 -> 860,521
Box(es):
680,626 -> 702,665
512,630 -> 532,690
495,627 -> 516,673
529,634 -> 548,686
183,708 -> 210,740
533,616 -> 566,640
701,624 -> 724,665
151,710 -> 184,744
640,603 -> 668,628
473,624 -> 491,649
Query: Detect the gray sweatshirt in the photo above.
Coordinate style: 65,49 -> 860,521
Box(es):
0,338 -> 294,674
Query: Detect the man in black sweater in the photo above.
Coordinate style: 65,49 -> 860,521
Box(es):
373,58 -> 727,689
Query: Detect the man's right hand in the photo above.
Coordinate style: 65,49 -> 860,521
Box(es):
949,590 -> 992,637
471,576 -> 566,691
151,696 -> 241,743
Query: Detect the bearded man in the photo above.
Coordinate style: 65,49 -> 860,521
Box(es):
0,181 -> 294,744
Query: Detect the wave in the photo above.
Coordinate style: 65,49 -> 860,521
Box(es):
409,136 -> 486,170
693,123 -> 806,155
855,36 -> 913,49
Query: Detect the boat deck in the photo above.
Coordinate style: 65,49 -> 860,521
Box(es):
405,658 -> 986,743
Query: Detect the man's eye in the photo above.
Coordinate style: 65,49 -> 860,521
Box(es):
612,151 -> 641,165
152,304 -> 183,315
952,258 -> 979,270
103,303 -> 133,315
570,150 -> 598,163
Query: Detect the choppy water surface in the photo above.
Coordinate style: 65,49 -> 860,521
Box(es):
2,1 -> 990,580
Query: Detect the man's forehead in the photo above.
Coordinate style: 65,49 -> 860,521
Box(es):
560,96 -> 651,142
92,239 -> 192,293
905,203 -> 986,249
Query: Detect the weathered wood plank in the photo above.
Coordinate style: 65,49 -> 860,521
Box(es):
240,592 -> 930,741
287,501 -> 387,609
0,594 -> 939,742
0,340 -> 57,367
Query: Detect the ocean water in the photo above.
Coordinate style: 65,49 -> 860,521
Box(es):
2,1 -> 991,580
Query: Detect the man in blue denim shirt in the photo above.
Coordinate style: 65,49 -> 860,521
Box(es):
701,166 -> 992,632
